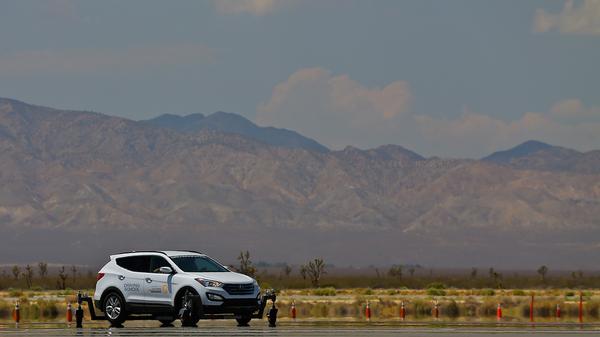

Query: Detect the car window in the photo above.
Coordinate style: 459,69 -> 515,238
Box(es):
170,255 -> 228,272
116,255 -> 151,273
149,256 -> 173,273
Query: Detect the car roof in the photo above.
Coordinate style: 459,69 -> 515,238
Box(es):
110,250 -> 205,259
162,250 -> 205,257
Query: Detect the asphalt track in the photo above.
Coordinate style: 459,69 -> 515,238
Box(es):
3,322 -> 600,337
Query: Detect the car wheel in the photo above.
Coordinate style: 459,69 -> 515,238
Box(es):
103,292 -> 127,326
235,315 -> 251,326
178,289 -> 200,327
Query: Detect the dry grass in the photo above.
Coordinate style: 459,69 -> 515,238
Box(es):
1,288 -> 599,322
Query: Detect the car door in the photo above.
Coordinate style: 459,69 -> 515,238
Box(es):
145,255 -> 176,305
115,255 -> 150,303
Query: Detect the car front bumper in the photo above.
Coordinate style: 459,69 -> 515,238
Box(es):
202,297 -> 261,315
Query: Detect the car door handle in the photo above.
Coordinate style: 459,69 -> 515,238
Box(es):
118,275 -> 125,281
145,278 -> 152,283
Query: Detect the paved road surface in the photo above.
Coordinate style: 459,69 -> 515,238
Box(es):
2,323 -> 600,337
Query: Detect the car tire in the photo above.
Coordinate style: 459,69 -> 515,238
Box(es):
177,288 -> 201,327
235,316 -> 251,326
103,291 -> 127,326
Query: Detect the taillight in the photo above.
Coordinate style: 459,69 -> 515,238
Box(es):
96,273 -> 105,281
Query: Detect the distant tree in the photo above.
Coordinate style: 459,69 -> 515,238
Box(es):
470,268 -> 478,279
11,265 -> 20,280
24,265 -> 34,289
375,268 -> 381,278
71,265 -> 78,284
237,251 -> 256,277
282,264 -> 292,278
488,267 -> 495,278
58,266 -> 68,290
299,265 -> 307,280
537,265 -> 548,282
492,272 -> 503,289
408,266 -> 416,277
37,262 -> 48,279
303,258 -> 326,287
388,265 -> 403,279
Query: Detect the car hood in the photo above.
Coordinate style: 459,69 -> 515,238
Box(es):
188,271 -> 255,284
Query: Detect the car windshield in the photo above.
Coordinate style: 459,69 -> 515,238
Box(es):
170,255 -> 228,272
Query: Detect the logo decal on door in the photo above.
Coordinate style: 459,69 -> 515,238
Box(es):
124,283 -> 140,292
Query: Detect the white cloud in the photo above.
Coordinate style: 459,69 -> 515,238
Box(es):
0,44 -> 215,76
214,0 -> 286,16
550,98 -> 600,122
256,67 -> 412,148
257,67 -> 600,157
414,102 -> 600,157
534,0 -> 600,35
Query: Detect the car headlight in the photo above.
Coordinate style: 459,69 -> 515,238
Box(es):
195,278 -> 224,288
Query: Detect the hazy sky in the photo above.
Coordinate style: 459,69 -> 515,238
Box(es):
1,0 -> 599,157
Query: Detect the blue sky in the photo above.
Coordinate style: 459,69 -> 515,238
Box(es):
1,0 -> 599,157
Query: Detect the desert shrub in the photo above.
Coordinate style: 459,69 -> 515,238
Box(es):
445,300 -> 460,318
427,288 -> 446,296
337,305 -> 350,317
312,287 -> 337,296
362,288 -> 374,295
309,302 -> 329,317
412,300 -> 431,317
520,302 -> 556,318
479,301 -> 498,316
479,289 -> 495,296
8,289 -> 23,298
426,282 -> 446,289
462,300 -> 478,317
535,301 -> 555,317
446,289 -> 459,296
0,302 -> 11,319
39,300 -> 59,318
587,301 -> 600,318
512,289 -> 526,296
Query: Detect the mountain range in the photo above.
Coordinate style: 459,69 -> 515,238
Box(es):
1,97 -> 599,268
141,112 -> 329,153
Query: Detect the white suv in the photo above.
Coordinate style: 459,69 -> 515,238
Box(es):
93,250 -> 261,326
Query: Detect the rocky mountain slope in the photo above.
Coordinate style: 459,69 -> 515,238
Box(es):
483,140 -> 600,174
1,97 -> 599,267
142,111 -> 329,153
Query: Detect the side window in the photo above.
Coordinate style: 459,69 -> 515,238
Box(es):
149,256 -> 172,273
116,256 -> 151,273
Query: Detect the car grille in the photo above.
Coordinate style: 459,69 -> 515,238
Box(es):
223,283 -> 254,295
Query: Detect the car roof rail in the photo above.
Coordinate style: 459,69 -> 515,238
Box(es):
179,250 -> 204,255
113,250 -> 169,256
113,250 -> 205,256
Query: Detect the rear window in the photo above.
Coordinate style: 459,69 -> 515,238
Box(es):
149,256 -> 173,273
116,255 -> 150,272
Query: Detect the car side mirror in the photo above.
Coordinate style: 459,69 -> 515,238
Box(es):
159,266 -> 174,274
